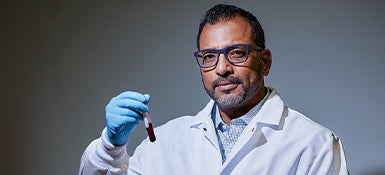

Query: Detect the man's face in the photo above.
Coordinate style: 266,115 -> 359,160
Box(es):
199,16 -> 271,109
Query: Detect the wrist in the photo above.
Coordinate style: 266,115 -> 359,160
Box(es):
105,128 -> 129,146
103,128 -> 129,148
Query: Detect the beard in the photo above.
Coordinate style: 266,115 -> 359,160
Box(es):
204,73 -> 263,108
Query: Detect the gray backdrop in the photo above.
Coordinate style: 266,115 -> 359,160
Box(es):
1,1 -> 384,175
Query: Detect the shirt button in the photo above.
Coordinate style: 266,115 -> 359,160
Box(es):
221,125 -> 227,130
203,127 -> 207,131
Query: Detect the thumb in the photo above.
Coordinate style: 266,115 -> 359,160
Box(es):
144,94 -> 151,104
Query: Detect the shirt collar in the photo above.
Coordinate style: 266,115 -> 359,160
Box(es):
213,87 -> 271,129
189,87 -> 283,129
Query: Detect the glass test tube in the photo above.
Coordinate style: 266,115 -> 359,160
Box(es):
142,111 -> 156,142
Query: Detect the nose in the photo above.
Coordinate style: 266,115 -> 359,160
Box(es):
215,53 -> 233,77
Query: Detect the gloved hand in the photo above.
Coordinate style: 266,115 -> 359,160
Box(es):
105,91 -> 150,146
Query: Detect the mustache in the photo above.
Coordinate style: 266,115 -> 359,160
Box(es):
212,76 -> 243,88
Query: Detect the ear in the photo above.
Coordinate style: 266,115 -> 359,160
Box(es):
260,49 -> 272,76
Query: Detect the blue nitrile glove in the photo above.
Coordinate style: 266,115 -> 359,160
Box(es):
105,91 -> 150,146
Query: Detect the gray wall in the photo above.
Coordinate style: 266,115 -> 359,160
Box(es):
1,1 -> 384,175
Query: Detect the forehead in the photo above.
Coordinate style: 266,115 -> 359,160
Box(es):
199,16 -> 253,50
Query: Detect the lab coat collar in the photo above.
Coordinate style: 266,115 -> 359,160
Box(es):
189,100 -> 216,127
254,87 -> 284,126
188,87 -> 286,171
220,87 -> 285,172
189,100 -> 220,151
190,87 -> 284,128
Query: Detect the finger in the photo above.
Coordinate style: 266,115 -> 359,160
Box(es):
116,91 -> 149,103
106,114 -> 141,134
144,94 -> 150,104
112,98 -> 148,112
107,113 -> 141,126
106,105 -> 145,121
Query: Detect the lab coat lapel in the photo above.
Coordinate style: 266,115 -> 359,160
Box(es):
190,100 -> 221,152
220,87 -> 284,174
221,122 -> 267,174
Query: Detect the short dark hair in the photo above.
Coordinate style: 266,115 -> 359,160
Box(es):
196,4 -> 265,50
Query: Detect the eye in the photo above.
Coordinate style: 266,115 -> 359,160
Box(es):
201,52 -> 217,63
228,48 -> 247,58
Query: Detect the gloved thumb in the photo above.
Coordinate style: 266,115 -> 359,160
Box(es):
144,94 -> 151,104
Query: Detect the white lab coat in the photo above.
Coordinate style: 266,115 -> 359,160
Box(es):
79,88 -> 348,175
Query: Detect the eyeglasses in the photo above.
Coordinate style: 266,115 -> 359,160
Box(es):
194,44 -> 263,68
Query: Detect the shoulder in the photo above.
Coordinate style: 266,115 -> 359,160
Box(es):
267,87 -> 336,138
288,108 -> 331,131
285,107 -> 337,143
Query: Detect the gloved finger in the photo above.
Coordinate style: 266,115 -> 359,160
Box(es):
106,98 -> 148,124
143,94 -> 150,104
106,114 -> 140,134
111,98 -> 149,113
107,113 -> 141,127
116,91 -> 150,103
106,106 -> 144,121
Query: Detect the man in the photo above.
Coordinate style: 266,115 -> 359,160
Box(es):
79,4 -> 348,175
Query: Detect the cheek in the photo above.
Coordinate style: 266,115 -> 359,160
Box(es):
248,59 -> 264,79
201,71 -> 213,88
237,67 -> 261,87
248,74 -> 258,86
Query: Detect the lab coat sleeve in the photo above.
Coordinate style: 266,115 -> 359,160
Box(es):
308,134 -> 349,175
79,128 -> 130,175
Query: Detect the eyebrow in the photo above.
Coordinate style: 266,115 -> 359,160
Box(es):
200,44 -> 243,51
